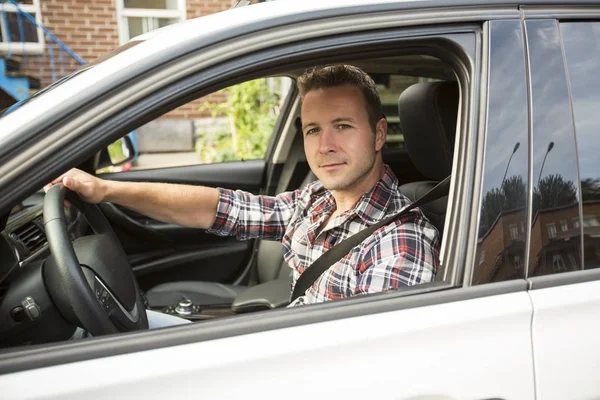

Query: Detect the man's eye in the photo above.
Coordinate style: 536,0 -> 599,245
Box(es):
337,124 -> 351,130
306,128 -> 319,135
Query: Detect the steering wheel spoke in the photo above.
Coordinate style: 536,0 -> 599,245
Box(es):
43,184 -> 148,336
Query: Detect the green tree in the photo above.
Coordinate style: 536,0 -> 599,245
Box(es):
534,174 -> 577,211
197,78 -> 282,163
479,175 -> 527,236
581,178 -> 600,201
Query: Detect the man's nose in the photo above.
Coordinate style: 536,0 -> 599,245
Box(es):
319,127 -> 338,154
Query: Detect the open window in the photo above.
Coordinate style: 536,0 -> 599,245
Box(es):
0,18 -> 474,357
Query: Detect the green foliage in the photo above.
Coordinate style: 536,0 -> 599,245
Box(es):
197,78 -> 282,163
195,131 -> 236,163
533,174 -> 577,211
581,178 -> 600,201
107,139 -> 126,164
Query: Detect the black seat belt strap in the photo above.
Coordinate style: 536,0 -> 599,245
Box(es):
290,176 -> 451,302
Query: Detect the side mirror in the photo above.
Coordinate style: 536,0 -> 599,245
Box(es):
96,135 -> 136,171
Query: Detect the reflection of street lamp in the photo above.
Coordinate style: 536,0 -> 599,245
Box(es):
537,141 -> 555,186
501,142 -> 521,187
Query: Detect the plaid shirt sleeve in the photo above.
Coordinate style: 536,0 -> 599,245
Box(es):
207,188 -> 301,241
354,214 -> 439,295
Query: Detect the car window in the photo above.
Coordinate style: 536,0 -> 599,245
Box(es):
561,21 -> 600,271
96,77 -> 293,173
526,20 -> 581,278
472,21 -> 529,285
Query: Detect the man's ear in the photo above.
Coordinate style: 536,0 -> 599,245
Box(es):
375,118 -> 387,151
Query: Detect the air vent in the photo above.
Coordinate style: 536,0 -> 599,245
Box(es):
12,221 -> 46,257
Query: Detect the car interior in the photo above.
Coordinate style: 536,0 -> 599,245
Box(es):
0,53 -> 460,347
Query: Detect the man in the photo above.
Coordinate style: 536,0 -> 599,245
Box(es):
46,65 -> 439,316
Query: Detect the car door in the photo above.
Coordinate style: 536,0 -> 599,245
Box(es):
0,7 -> 538,399
523,16 -> 600,400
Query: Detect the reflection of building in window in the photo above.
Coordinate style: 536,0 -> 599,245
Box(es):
514,255 -> 522,271
479,251 -> 485,265
520,222 -> 525,232
117,0 -> 186,44
583,216 -> 600,227
560,220 -> 568,231
572,217 -> 580,228
552,254 -> 566,272
547,223 -> 557,239
510,224 -> 519,240
567,253 -> 578,270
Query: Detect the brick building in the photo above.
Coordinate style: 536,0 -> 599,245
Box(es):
1,0 -> 267,154
474,201 -> 600,284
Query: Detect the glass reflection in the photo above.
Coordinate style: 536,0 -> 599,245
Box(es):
562,22 -> 600,270
527,20 -> 581,277
473,21 -> 528,285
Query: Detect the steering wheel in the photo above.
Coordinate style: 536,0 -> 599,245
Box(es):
43,184 -> 148,336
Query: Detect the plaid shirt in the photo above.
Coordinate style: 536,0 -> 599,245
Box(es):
208,165 -> 440,306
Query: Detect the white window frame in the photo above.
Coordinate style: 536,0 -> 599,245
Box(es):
509,223 -> 519,240
560,220 -> 568,231
547,223 -> 557,239
0,0 -> 44,55
116,0 -> 186,45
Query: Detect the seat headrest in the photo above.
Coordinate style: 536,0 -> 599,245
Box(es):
398,82 -> 459,181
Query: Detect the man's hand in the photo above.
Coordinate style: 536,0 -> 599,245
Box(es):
44,168 -> 106,204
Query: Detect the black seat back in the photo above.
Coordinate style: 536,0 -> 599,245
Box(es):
397,81 -> 459,280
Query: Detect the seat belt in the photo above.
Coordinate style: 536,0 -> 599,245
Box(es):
276,119 -> 310,194
290,176 -> 451,302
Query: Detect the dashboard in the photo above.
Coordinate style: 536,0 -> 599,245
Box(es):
0,190 -> 91,346
0,191 -> 87,287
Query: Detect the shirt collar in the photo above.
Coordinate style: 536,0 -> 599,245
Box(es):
350,164 -> 400,225
308,164 -> 404,226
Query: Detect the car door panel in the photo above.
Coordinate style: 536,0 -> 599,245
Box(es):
0,290 -> 535,399
528,278 -> 600,400
98,160 -> 266,290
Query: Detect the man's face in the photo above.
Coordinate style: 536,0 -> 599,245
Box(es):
301,85 -> 386,192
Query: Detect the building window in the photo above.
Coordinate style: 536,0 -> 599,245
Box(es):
547,223 -> 557,239
552,254 -> 566,272
116,0 -> 186,44
0,0 -> 44,54
583,216 -> 600,227
479,251 -> 485,265
572,217 -> 580,229
514,255 -> 522,271
560,220 -> 568,231
509,224 -> 519,240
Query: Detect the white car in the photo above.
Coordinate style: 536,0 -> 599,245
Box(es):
0,0 -> 600,399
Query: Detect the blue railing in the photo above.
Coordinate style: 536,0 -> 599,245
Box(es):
1,0 -> 86,83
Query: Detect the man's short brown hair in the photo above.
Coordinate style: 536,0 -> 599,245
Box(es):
297,64 -> 384,132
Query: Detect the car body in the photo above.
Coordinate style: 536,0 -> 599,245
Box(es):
0,0 -> 600,399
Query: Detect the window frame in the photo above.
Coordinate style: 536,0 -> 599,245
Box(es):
115,0 -> 186,45
0,0 -> 44,55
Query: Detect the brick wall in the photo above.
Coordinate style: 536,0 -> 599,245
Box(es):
186,0 -> 237,19
21,0 -> 241,118
22,0 -> 119,87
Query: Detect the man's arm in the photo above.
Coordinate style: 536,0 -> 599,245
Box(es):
44,168 -> 219,229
